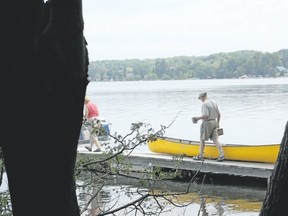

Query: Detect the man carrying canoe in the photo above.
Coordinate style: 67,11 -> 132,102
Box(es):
192,92 -> 225,162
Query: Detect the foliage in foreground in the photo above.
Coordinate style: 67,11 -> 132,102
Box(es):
75,121 -> 205,215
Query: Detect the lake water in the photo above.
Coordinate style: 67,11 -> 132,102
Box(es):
78,176 -> 266,216
81,77 -> 288,215
87,77 -> 288,148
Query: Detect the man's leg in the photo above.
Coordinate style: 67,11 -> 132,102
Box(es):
193,139 -> 205,160
94,136 -> 101,149
199,139 -> 205,157
198,123 -> 205,157
213,138 -> 224,158
85,125 -> 93,151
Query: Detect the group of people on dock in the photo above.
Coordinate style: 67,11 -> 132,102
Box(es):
83,92 -> 225,162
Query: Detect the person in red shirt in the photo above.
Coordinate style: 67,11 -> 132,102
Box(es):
84,97 -> 101,152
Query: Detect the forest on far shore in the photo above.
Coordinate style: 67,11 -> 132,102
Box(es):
88,49 -> 288,81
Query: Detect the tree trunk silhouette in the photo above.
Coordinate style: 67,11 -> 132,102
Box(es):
0,1 -> 88,215
260,121 -> 288,216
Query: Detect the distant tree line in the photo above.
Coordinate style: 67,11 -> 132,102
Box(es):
88,49 -> 288,81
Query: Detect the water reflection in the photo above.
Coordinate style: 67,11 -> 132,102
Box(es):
76,175 -> 265,216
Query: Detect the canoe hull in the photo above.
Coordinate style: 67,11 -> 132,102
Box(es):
148,137 -> 279,163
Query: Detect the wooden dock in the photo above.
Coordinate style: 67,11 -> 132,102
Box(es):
77,145 -> 275,180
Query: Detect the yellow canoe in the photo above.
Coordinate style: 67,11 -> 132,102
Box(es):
148,137 -> 280,163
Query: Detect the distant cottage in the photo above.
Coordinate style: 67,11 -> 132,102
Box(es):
239,74 -> 248,79
276,66 -> 287,72
276,66 -> 288,76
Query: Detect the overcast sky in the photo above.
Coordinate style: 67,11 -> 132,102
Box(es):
82,0 -> 288,61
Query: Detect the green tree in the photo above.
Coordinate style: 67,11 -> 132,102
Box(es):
278,49 -> 288,69
155,59 -> 169,79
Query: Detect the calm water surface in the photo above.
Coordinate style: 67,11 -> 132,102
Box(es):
87,77 -> 288,147
77,175 -> 265,216
83,78 -> 288,215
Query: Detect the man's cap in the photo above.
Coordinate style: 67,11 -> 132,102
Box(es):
198,92 -> 207,99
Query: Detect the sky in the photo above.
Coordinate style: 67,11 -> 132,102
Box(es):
82,0 -> 288,61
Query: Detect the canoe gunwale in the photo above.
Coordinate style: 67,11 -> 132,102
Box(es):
157,136 -> 279,147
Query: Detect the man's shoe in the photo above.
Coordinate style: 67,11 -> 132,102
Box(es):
85,146 -> 92,152
94,148 -> 101,152
216,156 -> 225,162
193,155 -> 204,161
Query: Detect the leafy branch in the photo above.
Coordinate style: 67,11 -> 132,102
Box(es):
76,116 -> 208,216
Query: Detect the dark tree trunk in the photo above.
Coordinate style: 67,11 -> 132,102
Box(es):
260,121 -> 288,216
0,0 -> 88,215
